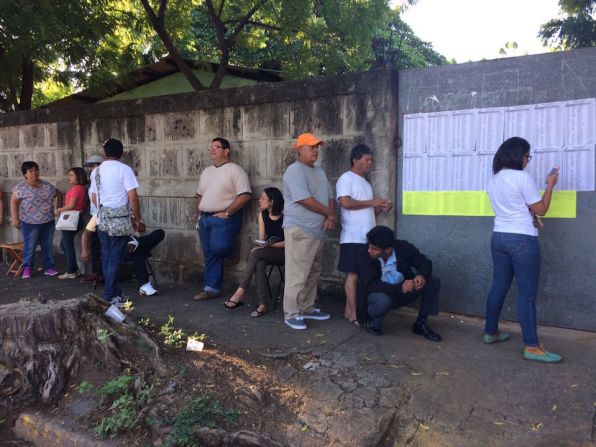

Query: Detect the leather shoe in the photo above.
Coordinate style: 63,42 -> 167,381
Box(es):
412,321 -> 442,342
366,327 -> 383,336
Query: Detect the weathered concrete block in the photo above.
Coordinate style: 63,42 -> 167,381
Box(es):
234,141 -> 266,178
10,153 -> 27,177
147,147 -> 182,178
0,126 -> 20,150
243,102 -> 289,140
22,124 -> 46,149
33,152 -> 57,177
145,114 -> 160,141
343,94 -> 368,136
321,241 -> 341,281
183,145 -> 211,178
95,118 -> 125,144
163,112 -> 197,141
0,154 -> 8,178
152,260 -> 182,286
200,107 -> 243,141
290,97 -> 343,137
319,137 -> 361,180
126,115 -> 145,144
162,230 -> 200,264
57,150 -> 74,176
120,147 -> 143,177
145,196 -> 194,230
80,120 -> 95,149
266,139 -> 295,179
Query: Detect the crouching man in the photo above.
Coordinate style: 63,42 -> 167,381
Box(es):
357,225 -> 442,340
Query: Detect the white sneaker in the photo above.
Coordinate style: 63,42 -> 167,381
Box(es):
139,282 -> 158,296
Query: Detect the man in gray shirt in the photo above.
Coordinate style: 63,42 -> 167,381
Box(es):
282,133 -> 336,330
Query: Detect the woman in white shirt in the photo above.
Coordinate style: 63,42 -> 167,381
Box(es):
484,137 -> 561,363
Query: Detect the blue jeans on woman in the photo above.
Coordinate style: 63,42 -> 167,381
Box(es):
198,212 -> 242,293
20,220 -> 56,270
60,218 -> 85,273
485,232 -> 540,347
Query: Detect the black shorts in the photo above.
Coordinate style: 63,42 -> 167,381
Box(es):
338,243 -> 366,273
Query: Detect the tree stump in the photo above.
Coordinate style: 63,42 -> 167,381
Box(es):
0,294 -> 167,411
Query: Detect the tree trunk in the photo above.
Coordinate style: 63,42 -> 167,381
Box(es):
18,58 -> 34,111
0,295 -> 167,411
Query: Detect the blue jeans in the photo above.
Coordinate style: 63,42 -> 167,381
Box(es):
97,230 -> 129,301
198,212 -> 242,292
60,218 -> 85,273
20,220 -> 56,270
485,232 -> 540,346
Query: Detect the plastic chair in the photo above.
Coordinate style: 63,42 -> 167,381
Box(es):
0,241 -> 24,276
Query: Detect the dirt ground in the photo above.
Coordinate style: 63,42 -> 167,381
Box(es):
1,267 -> 595,446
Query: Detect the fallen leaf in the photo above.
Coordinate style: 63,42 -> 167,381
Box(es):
411,371 -> 423,376
419,423 -> 430,430
493,421 -> 505,426
301,425 -> 308,432
387,364 -> 402,369
551,404 -> 557,412
571,384 -> 578,388
435,371 -> 449,376
530,422 -> 543,432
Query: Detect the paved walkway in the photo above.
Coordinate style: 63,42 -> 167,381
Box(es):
1,269 -> 595,446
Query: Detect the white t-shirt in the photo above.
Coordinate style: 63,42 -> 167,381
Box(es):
486,169 -> 542,236
89,160 -> 139,208
336,170 -> 376,244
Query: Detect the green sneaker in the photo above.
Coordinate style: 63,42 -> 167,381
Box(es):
523,347 -> 562,363
483,332 -> 510,344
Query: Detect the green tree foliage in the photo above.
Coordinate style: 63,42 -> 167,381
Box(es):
0,0 -> 447,111
186,0 -> 392,84
371,9 -> 447,69
539,0 -> 596,49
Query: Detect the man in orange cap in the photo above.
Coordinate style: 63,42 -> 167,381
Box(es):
282,133 -> 336,330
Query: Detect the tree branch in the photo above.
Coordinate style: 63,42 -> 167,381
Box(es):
217,0 -> 226,19
139,0 -> 206,90
157,0 -> 167,22
222,19 -> 282,31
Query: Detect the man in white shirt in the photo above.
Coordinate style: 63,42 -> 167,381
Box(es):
89,138 -> 141,306
336,144 -> 392,325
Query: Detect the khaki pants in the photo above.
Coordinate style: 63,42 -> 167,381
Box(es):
283,226 -> 325,319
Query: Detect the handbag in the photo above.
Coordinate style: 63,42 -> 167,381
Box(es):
55,211 -> 80,231
95,165 -> 134,237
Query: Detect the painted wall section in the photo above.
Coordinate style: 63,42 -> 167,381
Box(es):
100,69 -> 257,103
397,47 -> 596,331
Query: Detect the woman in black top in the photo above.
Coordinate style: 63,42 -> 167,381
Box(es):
224,187 -> 284,317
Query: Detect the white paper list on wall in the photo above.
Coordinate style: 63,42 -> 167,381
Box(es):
402,98 -> 596,192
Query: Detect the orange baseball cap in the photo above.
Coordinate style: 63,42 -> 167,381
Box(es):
294,133 -> 324,149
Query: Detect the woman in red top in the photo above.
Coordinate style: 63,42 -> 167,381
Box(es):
55,167 -> 88,278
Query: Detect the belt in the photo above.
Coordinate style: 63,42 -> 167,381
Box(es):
202,211 -> 224,216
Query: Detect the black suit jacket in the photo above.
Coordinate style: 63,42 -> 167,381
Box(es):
356,239 -> 433,322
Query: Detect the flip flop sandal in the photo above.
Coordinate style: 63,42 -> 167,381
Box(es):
224,299 -> 245,309
350,319 -> 361,327
250,309 -> 267,318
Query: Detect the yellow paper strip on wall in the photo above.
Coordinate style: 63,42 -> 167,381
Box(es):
402,191 -> 576,218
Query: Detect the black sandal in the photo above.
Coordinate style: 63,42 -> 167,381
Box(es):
224,299 -> 244,309
250,306 -> 267,318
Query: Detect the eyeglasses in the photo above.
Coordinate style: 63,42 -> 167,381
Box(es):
209,145 -> 224,150
524,154 -> 532,161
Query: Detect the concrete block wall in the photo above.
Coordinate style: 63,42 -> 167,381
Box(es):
0,69 -> 399,289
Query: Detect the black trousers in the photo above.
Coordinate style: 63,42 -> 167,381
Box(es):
367,276 -> 441,331
123,229 -> 165,286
